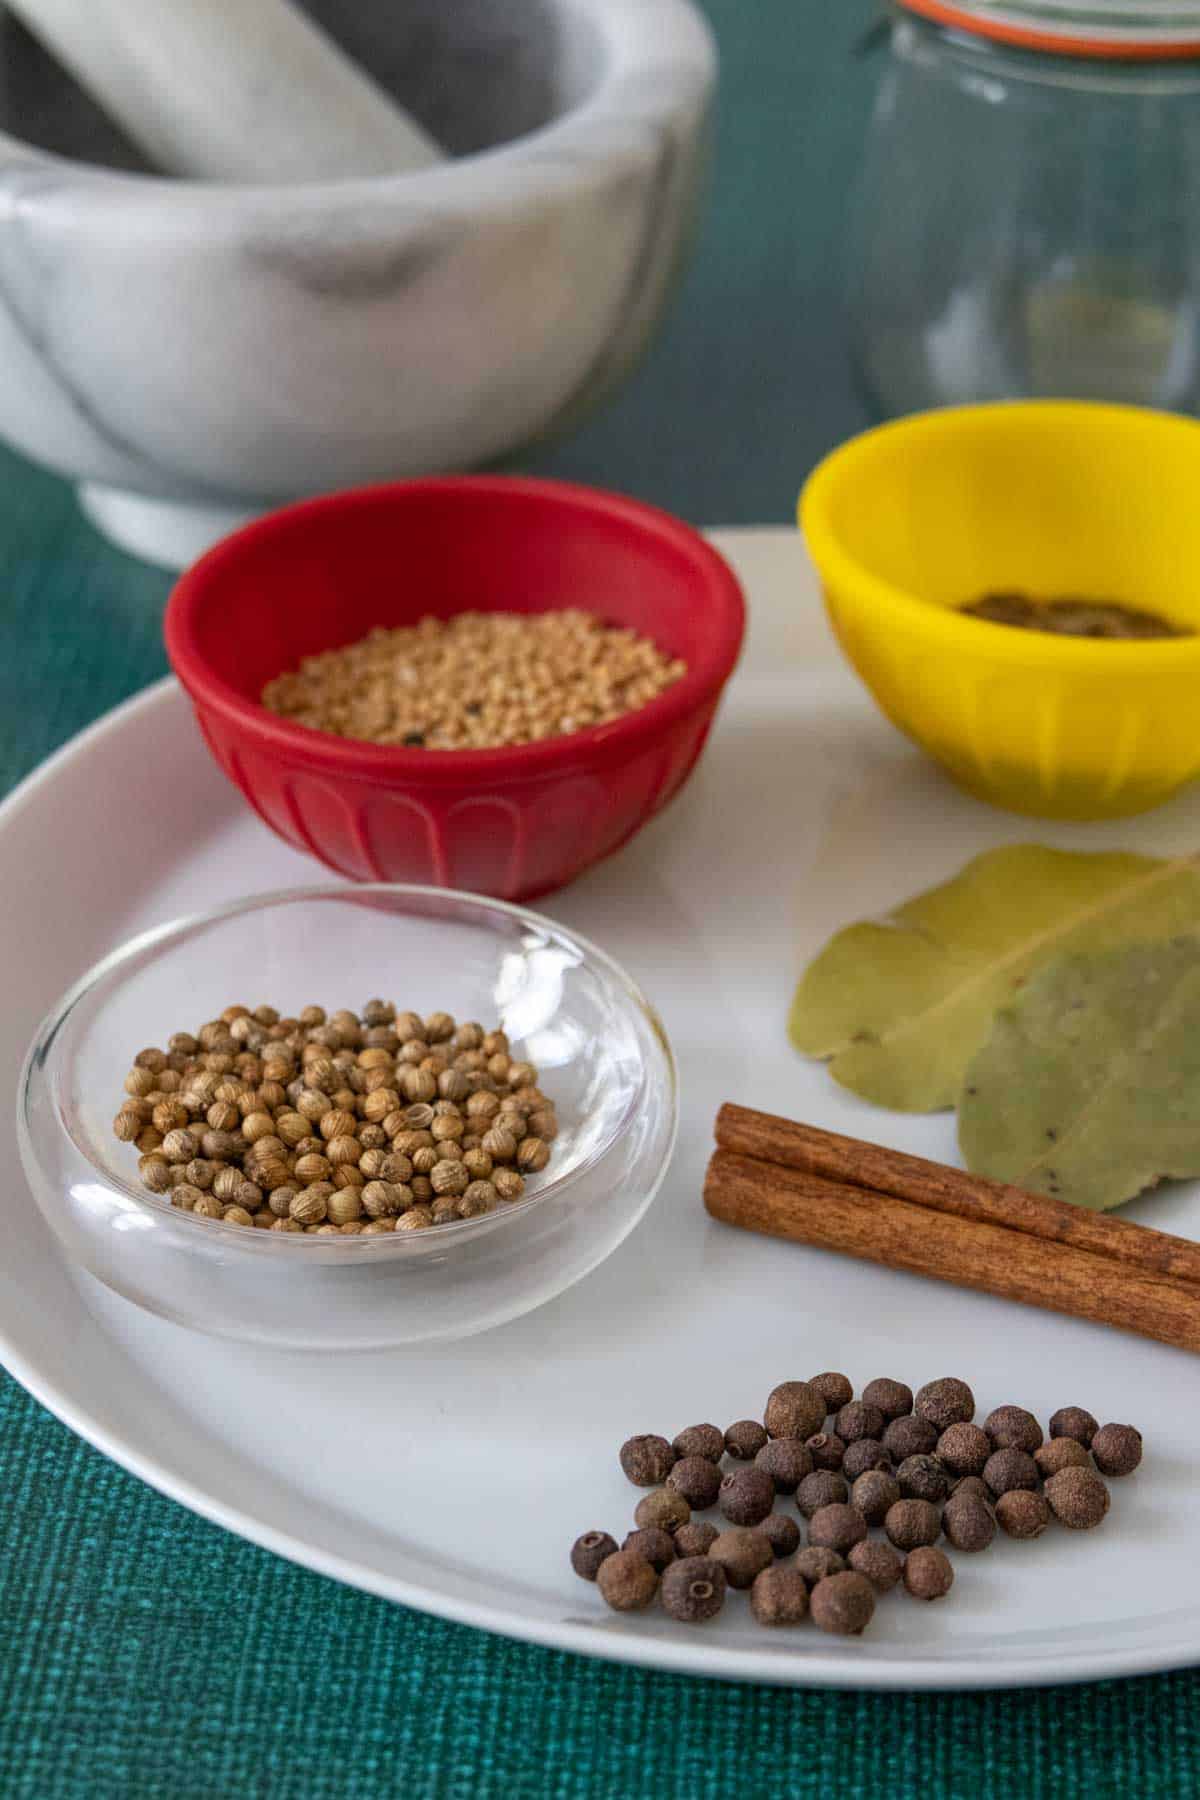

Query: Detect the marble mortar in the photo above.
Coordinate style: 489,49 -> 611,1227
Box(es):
0,0 -> 714,564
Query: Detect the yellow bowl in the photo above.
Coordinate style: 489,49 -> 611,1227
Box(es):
799,402 -> 1200,819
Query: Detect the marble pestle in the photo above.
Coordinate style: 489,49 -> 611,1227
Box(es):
4,0 -> 446,179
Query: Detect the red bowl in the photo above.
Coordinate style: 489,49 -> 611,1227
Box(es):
164,477 -> 745,900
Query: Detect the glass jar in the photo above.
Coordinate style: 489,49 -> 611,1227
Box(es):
851,3 -> 1200,418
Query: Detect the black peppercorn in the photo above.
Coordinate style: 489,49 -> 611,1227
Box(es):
805,1433 -> 846,1472
759,1512 -> 801,1558
808,1372 -> 854,1414
719,1466 -> 775,1527
622,1527 -> 676,1573
935,1422 -> 991,1477
851,1468 -> 901,1526
983,1448 -> 1040,1498
1034,1439 -> 1090,1479
915,1378 -> 975,1431
672,1423 -> 725,1463
995,1491 -> 1051,1540
660,1556 -> 726,1624
842,1439 -> 892,1482
983,1405 -> 1044,1454
808,1502 -> 868,1554
795,1546 -> 845,1588
942,1495 -> 995,1554
634,1488 -> 691,1534
725,1419 -> 769,1461
764,1381 -> 826,1442
885,1498 -> 942,1551
811,1571 -> 876,1637
1091,1423 -> 1143,1478
619,1434 -> 676,1487
570,1530 -> 618,1581
710,1527 -> 773,1589
1049,1406 -> 1098,1448
897,1454 -> 949,1504
596,1549 -> 658,1611
903,1545 -> 954,1602
755,1438 -> 814,1494
750,1564 -> 810,1626
861,1378 -> 913,1421
848,1539 -> 904,1593
674,1520 -> 720,1558
1045,1467 -> 1111,1530
796,1470 -> 850,1518
834,1401 -> 885,1444
882,1415 -> 939,1461
668,1456 -> 723,1510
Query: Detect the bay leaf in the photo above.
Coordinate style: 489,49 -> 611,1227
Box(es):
789,845 -> 1200,1111
958,937 -> 1200,1211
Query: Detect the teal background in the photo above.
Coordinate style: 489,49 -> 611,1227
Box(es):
3,3 -> 1198,1794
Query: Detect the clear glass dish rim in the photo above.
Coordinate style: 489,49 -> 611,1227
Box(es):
17,881 -> 679,1261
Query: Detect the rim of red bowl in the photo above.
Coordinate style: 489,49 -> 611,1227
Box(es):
164,476 -> 747,783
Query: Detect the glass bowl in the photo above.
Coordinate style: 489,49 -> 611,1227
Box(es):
18,886 -> 677,1349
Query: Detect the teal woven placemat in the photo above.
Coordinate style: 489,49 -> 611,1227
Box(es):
2,2 -> 1198,1790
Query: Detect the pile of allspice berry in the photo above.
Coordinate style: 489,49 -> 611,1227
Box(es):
112,1002 -> 557,1233
571,1373 -> 1142,1635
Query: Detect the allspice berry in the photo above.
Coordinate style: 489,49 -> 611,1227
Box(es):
995,1491 -> 1051,1540
904,1546 -> 954,1602
725,1419 -> 770,1462
834,1401 -> 885,1445
755,1438 -> 814,1494
797,1470 -> 849,1519
764,1381 -> 826,1442
983,1405 -> 1044,1454
635,1488 -> 690,1534
942,1495 -> 996,1554
885,1499 -> 942,1551
1049,1406 -> 1098,1448
1091,1424 -> 1143,1478
805,1433 -> 846,1472
808,1372 -> 854,1414
848,1540 -> 904,1593
897,1454 -> 950,1505
1045,1467 -> 1111,1530
619,1434 -> 676,1487
759,1513 -> 801,1558
571,1531 -> 618,1581
719,1466 -> 775,1527
668,1456 -> 723,1510
709,1527 -> 773,1589
883,1415 -> 939,1461
750,1564 -> 810,1627
936,1423 -> 991,1477
661,1557 -> 726,1624
811,1571 -> 876,1637
948,1476 -> 991,1506
622,1527 -> 677,1573
983,1448 -> 1040,1498
861,1378 -> 913,1421
795,1546 -> 845,1588
597,1549 -> 659,1612
1035,1439 -> 1091,1479
915,1377 -> 975,1431
851,1469 -> 901,1526
672,1424 -> 725,1463
674,1521 -> 720,1559
808,1502 -> 868,1554
842,1440 -> 892,1482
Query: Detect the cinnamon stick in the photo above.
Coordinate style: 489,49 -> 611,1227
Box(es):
716,1103 -> 1200,1293
704,1148 -> 1200,1356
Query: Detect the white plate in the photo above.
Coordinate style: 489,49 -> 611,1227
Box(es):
4,528 -> 1199,1691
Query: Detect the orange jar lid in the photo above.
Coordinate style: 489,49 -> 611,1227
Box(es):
897,0 -> 1200,58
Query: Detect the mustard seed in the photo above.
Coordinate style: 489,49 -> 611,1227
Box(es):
662,1557 -> 727,1624
750,1564 -> 810,1626
904,1546 -> 954,1602
1091,1424 -> 1143,1477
